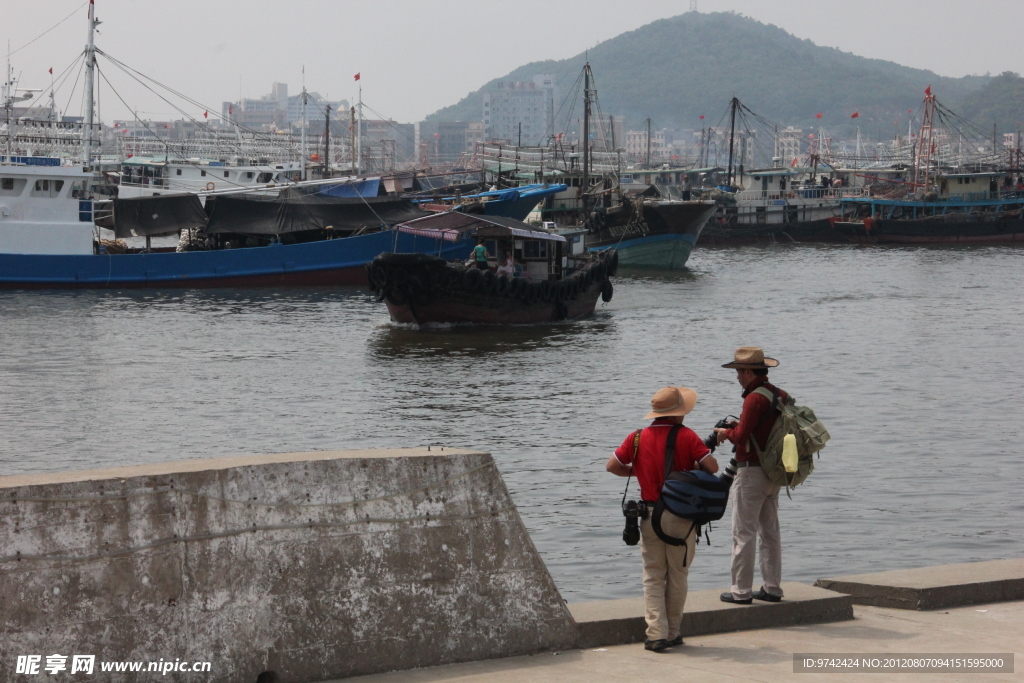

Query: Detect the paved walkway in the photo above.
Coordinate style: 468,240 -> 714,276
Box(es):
344,599 -> 1022,682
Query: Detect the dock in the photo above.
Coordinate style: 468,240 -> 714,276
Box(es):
0,448 -> 1019,682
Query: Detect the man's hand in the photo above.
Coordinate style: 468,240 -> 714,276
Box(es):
714,428 -> 730,445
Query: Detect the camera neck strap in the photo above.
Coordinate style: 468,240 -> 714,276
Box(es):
621,429 -> 642,507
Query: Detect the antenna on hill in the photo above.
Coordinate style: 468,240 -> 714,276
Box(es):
690,0 -> 698,11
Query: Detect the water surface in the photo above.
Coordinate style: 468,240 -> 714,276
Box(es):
1,244 -> 1021,600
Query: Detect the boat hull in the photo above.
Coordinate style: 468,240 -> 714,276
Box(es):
835,218 -> 1024,244
699,218 -> 844,245
371,250 -> 617,325
587,201 -> 715,268
385,280 -> 603,325
0,230 -> 471,289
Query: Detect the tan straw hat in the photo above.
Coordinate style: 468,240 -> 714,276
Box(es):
644,386 -> 698,420
721,346 -> 780,369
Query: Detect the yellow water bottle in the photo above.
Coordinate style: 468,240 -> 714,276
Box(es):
782,434 -> 798,473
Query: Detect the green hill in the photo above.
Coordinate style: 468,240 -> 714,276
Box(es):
428,12 -> 992,139
957,71 -> 1024,135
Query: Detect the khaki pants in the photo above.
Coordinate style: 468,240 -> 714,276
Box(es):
639,509 -> 697,641
729,465 -> 784,600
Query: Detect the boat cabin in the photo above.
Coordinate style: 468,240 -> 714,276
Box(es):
936,171 -> 1008,200
0,158 -> 94,255
396,212 -> 568,281
118,157 -> 303,198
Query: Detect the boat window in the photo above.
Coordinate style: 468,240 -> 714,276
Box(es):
176,169 -> 182,176
30,179 -> 64,197
257,172 -> 273,183
70,180 -> 85,198
201,170 -> 207,177
1,177 -> 26,195
523,240 -> 547,258
223,171 -> 229,178
245,171 -> 255,180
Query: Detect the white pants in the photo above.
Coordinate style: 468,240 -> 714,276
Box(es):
729,465 -> 784,600
640,509 -> 697,641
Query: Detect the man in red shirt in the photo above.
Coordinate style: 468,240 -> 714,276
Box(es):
606,386 -> 718,652
715,347 -> 788,605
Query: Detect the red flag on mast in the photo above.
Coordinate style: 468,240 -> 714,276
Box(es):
699,114 -> 704,120
48,67 -> 53,75
815,112 -> 823,119
925,86 -> 931,95
851,111 -> 859,118
203,111 -> 208,119
354,73 -> 361,81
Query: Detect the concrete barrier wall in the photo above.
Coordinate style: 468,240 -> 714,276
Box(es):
0,448 -> 577,682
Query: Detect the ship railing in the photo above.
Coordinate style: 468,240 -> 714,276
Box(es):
732,187 -> 870,202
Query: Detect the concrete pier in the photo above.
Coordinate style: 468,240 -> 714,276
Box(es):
0,448 -> 577,682
570,582 -> 853,649
815,559 -> 1024,610
342,599 -> 1022,682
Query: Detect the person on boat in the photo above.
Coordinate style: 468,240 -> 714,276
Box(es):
606,387 -> 718,652
496,252 -> 514,278
513,257 -> 526,279
681,176 -> 692,201
472,238 -> 489,271
714,347 -> 787,606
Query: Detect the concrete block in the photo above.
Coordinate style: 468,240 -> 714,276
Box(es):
569,582 -> 853,648
815,558 -> 1024,610
0,448 -> 578,682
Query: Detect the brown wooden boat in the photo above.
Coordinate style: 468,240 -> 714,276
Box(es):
368,249 -> 618,326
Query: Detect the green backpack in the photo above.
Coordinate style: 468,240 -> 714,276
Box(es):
749,387 -> 830,492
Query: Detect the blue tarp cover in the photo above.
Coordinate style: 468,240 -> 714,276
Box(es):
317,178 -> 381,198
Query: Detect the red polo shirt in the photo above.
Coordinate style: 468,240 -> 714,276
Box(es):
614,419 -> 711,501
723,377 -> 788,463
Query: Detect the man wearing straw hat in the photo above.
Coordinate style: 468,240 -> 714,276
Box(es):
715,347 -> 789,605
606,386 -> 719,652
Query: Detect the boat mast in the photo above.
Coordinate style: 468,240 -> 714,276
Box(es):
350,106 -> 356,173
82,0 -> 100,168
300,69 -> 307,181
912,87 -> 935,193
727,96 -> 737,188
322,104 -> 331,179
581,62 -> 591,217
4,47 -> 11,158
356,80 -> 362,174
645,117 -> 651,169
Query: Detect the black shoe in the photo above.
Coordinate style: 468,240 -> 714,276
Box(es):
666,635 -> 684,647
644,639 -> 670,652
720,592 -> 753,605
752,587 -> 782,602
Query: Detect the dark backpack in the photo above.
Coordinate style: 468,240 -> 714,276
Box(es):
652,425 -> 732,564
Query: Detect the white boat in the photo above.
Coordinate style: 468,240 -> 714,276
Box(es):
116,156 -> 304,198
0,157 -> 96,255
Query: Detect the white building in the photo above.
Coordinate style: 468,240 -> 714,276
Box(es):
483,75 -> 557,145
222,82 -> 347,131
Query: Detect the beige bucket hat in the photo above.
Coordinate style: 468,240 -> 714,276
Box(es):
644,386 -> 698,420
721,346 -> 780,369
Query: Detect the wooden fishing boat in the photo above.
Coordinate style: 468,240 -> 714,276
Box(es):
368,213 -> 617,325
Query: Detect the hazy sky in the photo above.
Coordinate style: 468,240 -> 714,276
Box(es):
3,0 -> 1022,125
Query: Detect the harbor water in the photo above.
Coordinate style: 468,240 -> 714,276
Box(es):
1,244 -> 1022,601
